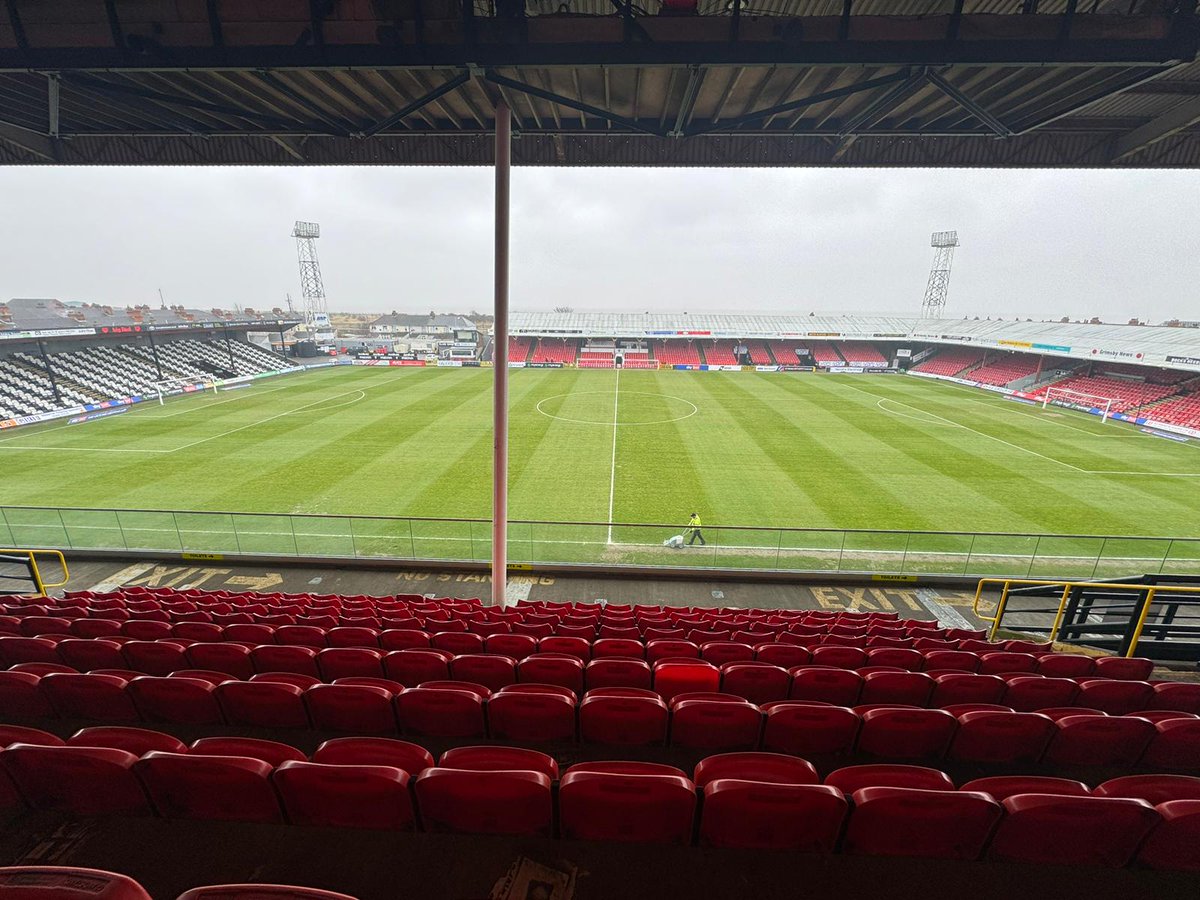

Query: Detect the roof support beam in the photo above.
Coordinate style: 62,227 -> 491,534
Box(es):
103,0 -> 125,53
1112,94 -> 1200,160
686,69 -> 912,136
254,71 -> 355,135
838,71 -> 927,136
926,69 -> 1013,137
670,65 -> 704,137
0,119 -> 54,161
360,71 -> 470,138
206,0 -> 225,49
47,74 -> 60,138
60,72 -> 322,132
3,0 -> 27,52
485,71 -> 666,137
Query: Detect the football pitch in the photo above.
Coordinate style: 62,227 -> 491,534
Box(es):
3,365 -> 1199,576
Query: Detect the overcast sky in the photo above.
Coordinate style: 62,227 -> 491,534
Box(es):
0,166 -> 1195,323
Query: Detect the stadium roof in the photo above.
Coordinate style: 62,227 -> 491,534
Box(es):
370,313 -> 477,330
1,3 -> 1199,168
508,311 -> 1200,369
0,297 -> 300,338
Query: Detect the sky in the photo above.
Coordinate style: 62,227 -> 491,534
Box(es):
0,165 -> 1196,323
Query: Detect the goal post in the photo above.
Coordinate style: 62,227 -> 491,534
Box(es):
152,376 -> 218,406
1041,387 -> 1115,423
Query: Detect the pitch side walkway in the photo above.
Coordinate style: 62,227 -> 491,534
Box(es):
54,557 -> 987,628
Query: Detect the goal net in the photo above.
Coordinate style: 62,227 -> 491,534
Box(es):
152,376 -> 218,405
1042,387 -> 1115,423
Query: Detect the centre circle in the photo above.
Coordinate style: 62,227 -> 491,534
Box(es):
535,390 -> 699,426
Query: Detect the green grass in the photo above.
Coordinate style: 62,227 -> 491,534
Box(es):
2,365 -> 1199,576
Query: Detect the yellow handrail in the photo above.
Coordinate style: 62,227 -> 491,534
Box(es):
973,577 -> 1198,657
0,549 -> 69,595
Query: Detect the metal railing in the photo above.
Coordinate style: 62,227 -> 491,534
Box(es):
972,577 -> 1200,658
0,548 -> 69,596
2,504 -> 1199,580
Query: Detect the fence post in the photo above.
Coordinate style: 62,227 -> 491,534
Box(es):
171,512 -> 183,552
1125,588 -> 1157,658
55,509 -> 73,549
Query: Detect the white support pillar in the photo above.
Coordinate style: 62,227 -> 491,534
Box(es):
491,101 -> 511,608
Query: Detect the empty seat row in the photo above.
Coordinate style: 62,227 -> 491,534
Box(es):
2,671 -> 1197,770
0,741 -> 1195,869
0,867 -> 356,900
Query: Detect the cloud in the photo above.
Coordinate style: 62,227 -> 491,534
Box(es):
0,165 -> 1194,322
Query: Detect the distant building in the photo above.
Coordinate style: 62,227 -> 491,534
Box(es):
369,313 -> 476,337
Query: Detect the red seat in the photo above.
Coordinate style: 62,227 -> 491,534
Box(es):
1043,714 -> 1156,766
857,708 -> 957,759
1150,682 -> 1200,714
719,663 -> 789,704
250,645 -> 319,678
669,698 -> 762,750
40,673 -> 138,721
0,726 -> 64,748
188,738 -> 307,767
867,648 -> 923,671
538,636 -> 591,660
430,631 -> 483,655
1077,679 -> 1154,715
585,658 -> 652,691
1137,800 -> 1200,872
1094,774 -> 1200,805
414,768 -> 553,835
579,692 -> 668,745
273,625 -> 326,649
859,671 -> 934,707
127,676 -> 223,724
810,646 -> 868,669
699,642 -> 754,667
171,623 -> 224,643
57,639 -> 126,672
959,775 -> 1090,801
693,752 -> 818,787
185,643 -> 254,680
68,620 -> 124,639
988,794 -> 1160,867
700,781 -> 846,850
120,621 -> 172,641
754,643 -> 809,668
558,770 -> 696,844
687,629 -> 732,645
598,625 -> 640,640
948,711 -> 1055,764
929,673 -> 1006,708
224,624 -> 275,644
274,761 -> 414,830
216,681 -> 310,729
761,702 -> 860,756
653,661 -> 720,701
311,737 -> 433,772
449,654 -> 517,690
0,745 -> 149,815
977,652 -> 1037,676
788,667 -> 862,705
645,640 -> 699,664
922,650 -> 979,673
1002,676 -> 1079,711
120,641 -> 188,677
484,634 -> 537,659
516,654 -> 585,693
393,687 -> 485,737
1140,719 -> 1200,772
169,670 -> 231,687
1036,653 -> 1095,678
316,648 -> 384,681
378,630 -> 430,652
305,684 -> 398,734
592,638 -> 645,660
1093,656 -> 1154,681
382,649 -> 451,686
825,764 -> 955,794
135,752 -> 283,823
486,691 -> 576,742
0,670 -> 56,718
325,627 -> 379,649
0,867 -> 151,900
251,673 -> 320,690
439,746 -> 558,780
843,787 -> 1001,859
